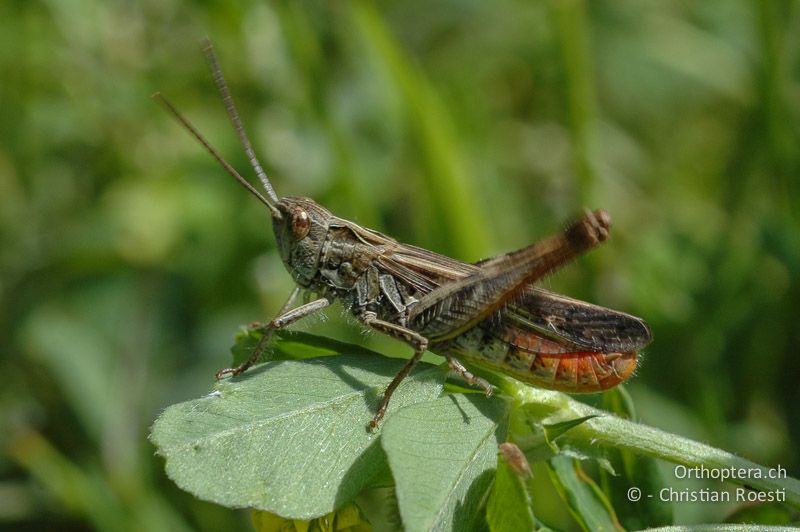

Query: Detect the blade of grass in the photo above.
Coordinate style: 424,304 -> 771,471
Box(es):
350,1 -> 491,260
551,0 -> 598,208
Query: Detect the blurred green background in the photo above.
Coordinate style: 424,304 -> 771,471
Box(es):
1,0 -> 798,530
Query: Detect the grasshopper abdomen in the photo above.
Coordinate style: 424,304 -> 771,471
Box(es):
435,322 -> 639,393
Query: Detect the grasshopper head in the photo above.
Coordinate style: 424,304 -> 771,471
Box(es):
155,44 -> 333,289
272,196 -> 332,287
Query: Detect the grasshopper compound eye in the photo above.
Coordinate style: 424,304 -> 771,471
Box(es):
291,208 -> 311,239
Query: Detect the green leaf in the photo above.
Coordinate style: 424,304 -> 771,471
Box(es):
150,354 -> 444,519
541,414 -> 616,474
513,405 -> 607,469
487,443 -> 536,532
548,455 -> 623,532
231,329 -> 380,366
272,330 -> 381,360
542,415 -> 599,448
381,394 -> 509,531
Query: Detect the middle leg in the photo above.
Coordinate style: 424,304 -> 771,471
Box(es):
361,312 -> 429,428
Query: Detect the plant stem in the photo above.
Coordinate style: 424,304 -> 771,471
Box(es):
509,382 -> 800,508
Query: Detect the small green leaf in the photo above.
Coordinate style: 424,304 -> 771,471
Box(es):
548,455 -> 623,532
151,354 -> 444,519
513,407 -> 607,468
487,443 -> 536,532
381,394 -> 509,531
543,415 -> 599,448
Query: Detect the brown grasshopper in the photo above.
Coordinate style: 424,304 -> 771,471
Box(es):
156,42 -> 652,428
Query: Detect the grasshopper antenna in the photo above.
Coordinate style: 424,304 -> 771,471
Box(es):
153,92 -> 282,219
202,38 -> 280,205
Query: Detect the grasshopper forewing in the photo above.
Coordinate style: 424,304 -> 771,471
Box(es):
156,41 -> 652,428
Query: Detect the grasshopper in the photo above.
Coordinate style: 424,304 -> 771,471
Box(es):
156,42 -> 652,428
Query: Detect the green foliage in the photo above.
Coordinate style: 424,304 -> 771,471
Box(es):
382,394 -> 507,531
599,389 -> 673,529
151,333 -> 800,530
547,456 -> 623,532
3,0 -> 800,530
486,443 -> 537,532
152,351 -> 443,518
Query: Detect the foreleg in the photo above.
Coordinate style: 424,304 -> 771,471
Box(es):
215,291 -> 330,379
